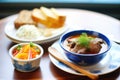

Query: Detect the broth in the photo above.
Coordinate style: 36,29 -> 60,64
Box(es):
63,34 -> 108,54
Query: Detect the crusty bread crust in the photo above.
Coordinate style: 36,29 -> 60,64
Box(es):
32,7 -> 66,28
31,8 -> 46,25
14,10 -> 37,29
51,8 -> 66,27
14,7 -> 66,29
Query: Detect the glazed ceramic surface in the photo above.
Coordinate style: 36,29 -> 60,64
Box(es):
9,43 -> 44,72
49,41 -> 120,75
59,30 -> 111,66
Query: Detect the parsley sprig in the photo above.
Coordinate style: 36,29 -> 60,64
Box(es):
17,45 -> 22,51
76,33 -> 92,48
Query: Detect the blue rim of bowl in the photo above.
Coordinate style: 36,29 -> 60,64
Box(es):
59,30 -> 112,56
9,43 -> 44,62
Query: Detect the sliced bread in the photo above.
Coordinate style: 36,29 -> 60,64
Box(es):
14,10 -> 36,29
32,8 -> 46,25
31,6 -> 66,28
51,8 -> 66,27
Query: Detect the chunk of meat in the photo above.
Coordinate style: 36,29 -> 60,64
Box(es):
70,44 -> 86,53
66,37 -> 104,54
89,42 -> 102,54
88,38 -> 104,53
91,38 -> 104,44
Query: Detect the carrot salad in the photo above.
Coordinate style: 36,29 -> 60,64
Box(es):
12,42 -> 40,60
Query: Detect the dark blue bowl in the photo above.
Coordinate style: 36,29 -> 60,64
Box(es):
59,30 -> 111,66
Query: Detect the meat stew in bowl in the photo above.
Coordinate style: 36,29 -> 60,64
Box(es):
63,33 -> 108,54
59,30 -> 111,66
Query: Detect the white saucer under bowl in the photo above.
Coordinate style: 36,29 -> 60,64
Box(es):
49,41 -> 120,75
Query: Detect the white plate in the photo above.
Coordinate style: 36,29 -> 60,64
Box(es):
4,9 -> 120,43
4,15 -> 68,44
57,9 -> 120,43
49,41 -> 120,75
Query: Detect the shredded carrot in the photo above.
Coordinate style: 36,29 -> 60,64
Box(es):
22,44 -> 30,53
15,53 -> 28,60
13,43 -> 40,60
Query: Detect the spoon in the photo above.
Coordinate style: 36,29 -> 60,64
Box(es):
48,47 -> 98,80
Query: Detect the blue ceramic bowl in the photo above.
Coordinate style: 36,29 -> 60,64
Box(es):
9,43 -> 44,72
59,30 -> 111,66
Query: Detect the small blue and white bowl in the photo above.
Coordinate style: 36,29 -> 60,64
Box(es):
9,43 -> 44,72
59,30 -> 111,66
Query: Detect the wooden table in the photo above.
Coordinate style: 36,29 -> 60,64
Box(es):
0,9 -> 120,80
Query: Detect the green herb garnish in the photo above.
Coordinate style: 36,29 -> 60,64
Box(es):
76,33 -> 92,48
17,45 -> 22,51
36,48 -> 40,53
30,42 -> 34,47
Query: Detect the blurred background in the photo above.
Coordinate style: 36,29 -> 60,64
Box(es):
0,0 -> 120,20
